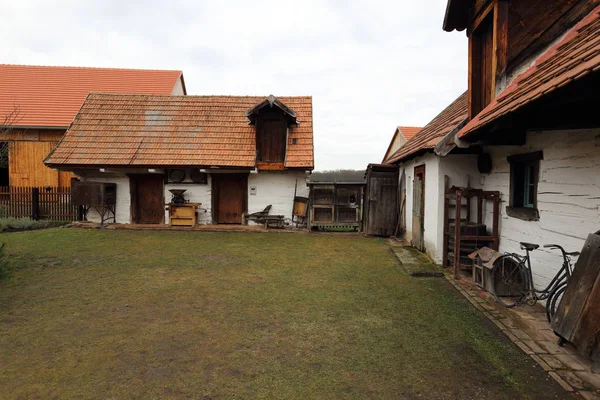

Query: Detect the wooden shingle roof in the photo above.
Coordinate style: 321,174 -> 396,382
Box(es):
458,5 -> 600,139
386,92 -> 467,164
44,93 -> 314,169
0,64 -> 184,128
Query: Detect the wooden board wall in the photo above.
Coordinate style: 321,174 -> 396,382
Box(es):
2,128 -> 72,187
9,141 -> 72,187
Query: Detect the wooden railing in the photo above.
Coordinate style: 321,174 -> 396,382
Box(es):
0,186 -> 76,221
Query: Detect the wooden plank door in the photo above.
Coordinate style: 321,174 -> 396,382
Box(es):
412,165 -> 425,251
131,174 -> 164,224
212,174 -> 247,224
366,173 -> 398,236
257,113 -> 286,163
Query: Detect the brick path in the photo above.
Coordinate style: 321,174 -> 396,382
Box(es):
447,275 -> 600,399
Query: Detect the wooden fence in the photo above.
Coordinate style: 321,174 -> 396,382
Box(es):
0,186 -> 76,221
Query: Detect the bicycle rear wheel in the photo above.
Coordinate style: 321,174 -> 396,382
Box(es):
491,255 -> 528,308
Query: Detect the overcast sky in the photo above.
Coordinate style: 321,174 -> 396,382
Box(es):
1,0 -> 467,171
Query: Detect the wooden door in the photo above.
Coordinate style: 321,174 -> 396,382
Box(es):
131,174 -> 164,224
365,170 -> 398,236
212,174 -> 247,224
412,165 -> 425,251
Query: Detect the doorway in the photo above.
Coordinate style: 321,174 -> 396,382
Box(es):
130,174 -> 164,224
412,165 -> 425,251
212,174 -> 247,224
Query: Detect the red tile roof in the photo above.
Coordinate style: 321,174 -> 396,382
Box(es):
382,126 -> 422,163
458,5 -> 600,139
386,92 -> 468,164
45,93 -> 314,169
0,64 -> 184,128
398,126 -> 421,141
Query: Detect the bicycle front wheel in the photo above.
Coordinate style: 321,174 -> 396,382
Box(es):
491,255 -> 528,308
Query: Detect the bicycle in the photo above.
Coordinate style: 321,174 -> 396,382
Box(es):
490,242 -> 579,322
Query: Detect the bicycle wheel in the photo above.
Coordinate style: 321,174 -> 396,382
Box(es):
491,255 -> 528,308
546,283 -> 567,323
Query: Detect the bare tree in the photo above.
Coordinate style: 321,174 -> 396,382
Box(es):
0,105 -> 23,169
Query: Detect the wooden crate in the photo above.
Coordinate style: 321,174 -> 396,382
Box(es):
168,203 -> 199,227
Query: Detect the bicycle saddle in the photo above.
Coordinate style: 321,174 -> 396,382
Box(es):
520,242 -> 540,251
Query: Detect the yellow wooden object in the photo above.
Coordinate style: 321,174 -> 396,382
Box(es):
168,203 -> 199,227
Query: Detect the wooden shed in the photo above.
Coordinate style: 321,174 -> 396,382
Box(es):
363,164 -> 399,236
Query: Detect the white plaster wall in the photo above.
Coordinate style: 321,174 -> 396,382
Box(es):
164,175 -> 212,224
401,153 -> 482,264
80,170 -> 310,226
170,77 -> 186,95
247,171 -> 309,222
480,129 -> 600,289
402,153 -> 442,262
79,173 -> 131,224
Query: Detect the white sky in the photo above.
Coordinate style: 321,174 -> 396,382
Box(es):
1,0 -> 467,170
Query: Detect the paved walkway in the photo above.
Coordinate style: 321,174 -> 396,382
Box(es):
390,242 -> 600,399
447,273 -> 600,399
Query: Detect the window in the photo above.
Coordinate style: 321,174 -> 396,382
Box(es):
507,151 -> 543,221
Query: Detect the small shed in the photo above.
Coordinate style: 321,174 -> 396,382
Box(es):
363,164 -> 399,236
307,182 -> 365,231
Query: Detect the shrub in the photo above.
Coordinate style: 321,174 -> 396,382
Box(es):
0,218 -> 67,233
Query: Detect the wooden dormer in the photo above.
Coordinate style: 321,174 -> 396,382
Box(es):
246,95 -> 298,169
443,0 -> 600,120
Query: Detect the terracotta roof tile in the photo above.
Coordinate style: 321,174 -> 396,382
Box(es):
45,93 -> 314,169
0,64 -> 184,128
398,126 -> 421,141
458,5 -> 600,138
386,92 -> 467,164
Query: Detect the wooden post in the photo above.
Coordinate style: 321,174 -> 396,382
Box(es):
32,187 -> 40,221
453,190 -> 462,279
492,193 -> 500,250
442,176 -> 450,268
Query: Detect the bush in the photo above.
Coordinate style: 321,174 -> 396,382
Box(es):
0,218 -> 67,233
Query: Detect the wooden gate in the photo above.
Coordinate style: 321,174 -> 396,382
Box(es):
363,164 -> 398,236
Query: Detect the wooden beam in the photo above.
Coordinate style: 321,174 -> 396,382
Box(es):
469,0 -> 495,35
492,0 -> 509,96
468,34 -> 474,120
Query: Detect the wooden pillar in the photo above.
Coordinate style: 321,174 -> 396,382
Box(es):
492,193 -> 500,250
442,176 -> 450,268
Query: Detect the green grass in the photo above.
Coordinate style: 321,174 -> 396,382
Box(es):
0,229 -> 565,399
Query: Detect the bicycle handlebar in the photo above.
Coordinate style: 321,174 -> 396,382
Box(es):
543,244 -> 562,249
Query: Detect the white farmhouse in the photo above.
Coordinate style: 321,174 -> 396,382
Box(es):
45,94 -> 313,225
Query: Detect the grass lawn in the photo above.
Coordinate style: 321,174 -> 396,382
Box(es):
0,229 -> 567,399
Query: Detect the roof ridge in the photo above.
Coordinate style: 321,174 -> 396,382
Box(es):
0,63 -> 182,73
87,92 -> 313,99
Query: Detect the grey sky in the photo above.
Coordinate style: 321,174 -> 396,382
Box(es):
1,0 -> 467,170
